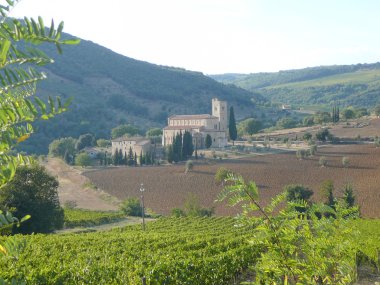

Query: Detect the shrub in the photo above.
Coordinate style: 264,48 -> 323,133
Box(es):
185,160 -> 194,173
320,180 -> 335,207
0,165 -> 64,234
171,208 -> 186,217
309,144 -> 317,155
315,128 -> 330,142
342,156 -> 350,168
284,184 -> 313,202
75,152 -> 92,166
319,156 -> 327,167
343,184 -> 355,208
120,198 -> 142,216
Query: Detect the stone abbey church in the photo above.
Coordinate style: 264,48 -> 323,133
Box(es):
162,98 -> 228,148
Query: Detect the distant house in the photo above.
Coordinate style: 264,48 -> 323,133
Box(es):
111,136 -> 152,159
162,98 -> 228,148
281,104 -> 291,110
83,147 -> 100,159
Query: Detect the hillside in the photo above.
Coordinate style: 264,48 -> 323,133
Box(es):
20,35 -> 264,154
211,62 -> 380,108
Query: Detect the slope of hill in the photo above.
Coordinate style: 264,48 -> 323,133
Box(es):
20,35 -> 264,154
210,63 -> 380,108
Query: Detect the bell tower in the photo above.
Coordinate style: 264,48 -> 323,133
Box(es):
212,98 -> 228,131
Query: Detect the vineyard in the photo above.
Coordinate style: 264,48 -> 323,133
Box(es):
0,217 -> 379,284
63,209 -> 125,228
0,217 -> 260,284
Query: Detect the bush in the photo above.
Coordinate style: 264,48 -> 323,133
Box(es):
171,208 -> 186,217
284,184 -> 313,202
75,152 -> 92,166
342,156 -> 350,168
0,165 -> 64,234
120,198 -> 142,216
319,156 -> 327,167
185,160 -> 194,173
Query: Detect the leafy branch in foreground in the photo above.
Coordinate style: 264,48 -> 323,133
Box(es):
0,1 -> 79,284
217,173 -> 373,284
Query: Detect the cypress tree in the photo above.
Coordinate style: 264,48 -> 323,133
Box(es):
139,150 -> 143,166
229,106 -> 237,145
182,131 -> 194,159
167,145 -> 174,163
205,134 -> 212,149
128,147 -> 133,166
134,152 -> 137,166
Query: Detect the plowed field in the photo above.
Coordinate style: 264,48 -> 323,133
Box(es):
84,144 -> 380,218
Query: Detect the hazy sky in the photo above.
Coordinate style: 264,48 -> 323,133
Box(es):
11,0 -> 380,74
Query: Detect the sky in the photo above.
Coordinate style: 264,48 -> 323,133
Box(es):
10,0 -> 380,74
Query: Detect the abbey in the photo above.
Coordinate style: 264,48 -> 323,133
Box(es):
162,98 -> 228,148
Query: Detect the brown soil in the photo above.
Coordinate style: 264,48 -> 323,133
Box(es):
43,157 -> 118,211
84,144 -> 380,218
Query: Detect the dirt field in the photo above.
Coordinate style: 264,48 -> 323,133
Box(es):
43,158 -> 118,211
84,144 -> 380,218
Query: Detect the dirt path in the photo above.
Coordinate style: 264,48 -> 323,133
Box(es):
42,157 -> 119,211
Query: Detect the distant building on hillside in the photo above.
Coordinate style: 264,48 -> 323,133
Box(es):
162,98 -> 228,148
111,137 -> 152,158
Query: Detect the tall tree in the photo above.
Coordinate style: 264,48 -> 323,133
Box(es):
229,106 -> 237,145
205,134 -> 212,149
182,131 -> 194,159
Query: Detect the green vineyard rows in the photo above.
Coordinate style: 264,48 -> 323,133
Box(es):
63,209 -> 126,228
0,217 -> 379,284
0,217 -> 262,284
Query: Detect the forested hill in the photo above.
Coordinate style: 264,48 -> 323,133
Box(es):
210,63 -> 380,107
20,34 -> 264,154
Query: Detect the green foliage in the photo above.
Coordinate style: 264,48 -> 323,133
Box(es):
75,152 -> 92,167
320,180 -> 335,207
0,165 -> 64,234
228,106 -> 237,142
315,128 -> 330,141
183,194 -> 214,217
214,167 -> 231,185
0,217 -> 259,284
342,156 -> 350,168
48,137 -> 76,158
181,131 -> 193,159
342,107 -> 356,120
343,183 -> 356,208
319,156 -> 327,167
276,117 -> 297,129
185,160 -> 193,173
309,144 -> 317,155
111,124 -> 140,139
313,111 -> 332,124
63,209 -> 125,228
284,184 -> 313,202
119,197 -> 142,217
217,173 -> 373,284
170,208 -> 186,217
214,63 -> 380,109
302,132 -> 312,141
374,105 -> 380,116
96,138 -> 110,148
205,134 -> 212,149
75,133 -> 95,151
238,118 -> 262,136
145,128 -> 162,137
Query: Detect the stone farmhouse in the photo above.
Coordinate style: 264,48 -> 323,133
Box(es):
162,98 -> 228,148
111,136 -> 152,159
